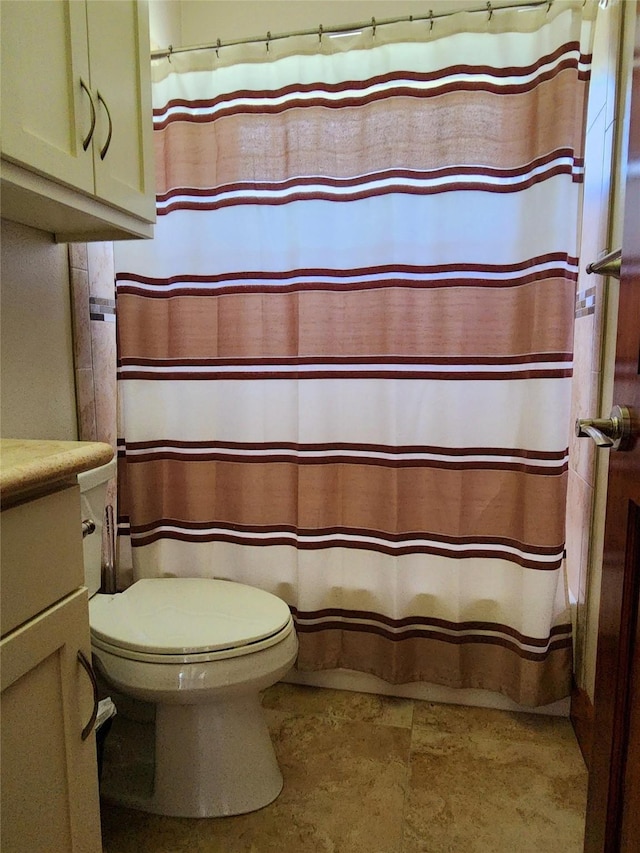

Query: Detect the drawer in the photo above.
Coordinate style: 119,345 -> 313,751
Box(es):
1,485 -> 84,637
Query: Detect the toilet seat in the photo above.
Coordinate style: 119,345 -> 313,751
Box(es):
90,577 -> 294,663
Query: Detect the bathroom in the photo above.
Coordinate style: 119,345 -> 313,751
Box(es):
1,0 -> 638,850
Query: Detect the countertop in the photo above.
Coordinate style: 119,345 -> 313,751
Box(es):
0,439 -> 114,507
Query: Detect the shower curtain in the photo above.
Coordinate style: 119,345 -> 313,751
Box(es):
115,1 -> 595,707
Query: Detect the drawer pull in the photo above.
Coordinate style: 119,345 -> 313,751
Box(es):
97,91 -> 113,160
80,78 -> 96,151
77,650 -> 99,741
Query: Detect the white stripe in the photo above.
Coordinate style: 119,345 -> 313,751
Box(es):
155,158 -> 583,212
122,444 -> 568,468
114,179 -> 582,278
117,377 -> 573,452
128,524 -> 562,564
118,360 -> 571,377
117,258 -> 579,293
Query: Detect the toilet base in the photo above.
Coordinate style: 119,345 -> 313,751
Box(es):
100,694 -> 283,817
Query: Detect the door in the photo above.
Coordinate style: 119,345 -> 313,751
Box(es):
86,0 -> 156,221
0,590 -> 102,853
584,2 -> 640,850
0,0 -> 94,193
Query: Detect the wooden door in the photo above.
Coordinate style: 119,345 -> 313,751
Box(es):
0,0 -> 94,194
584,2 -> 640,850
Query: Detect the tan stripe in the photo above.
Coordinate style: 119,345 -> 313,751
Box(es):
117,278 -> 574,361
154,71 -> 587,195
292,607 -> 571,648
295,628 -> 572,707
120,459 -> 567,548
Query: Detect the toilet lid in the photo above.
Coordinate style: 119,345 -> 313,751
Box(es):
89,578 -> 292,655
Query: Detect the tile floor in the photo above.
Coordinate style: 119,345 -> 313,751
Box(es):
100,683 -> 587,853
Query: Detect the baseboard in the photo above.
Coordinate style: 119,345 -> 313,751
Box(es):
570,679 -> 595,769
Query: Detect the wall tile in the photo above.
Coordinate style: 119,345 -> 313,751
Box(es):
87,242 -> 116,300
68,242 -> 88,272
75,367 -> 97,441
91,319 -> 118,449
69,267 -> 93,371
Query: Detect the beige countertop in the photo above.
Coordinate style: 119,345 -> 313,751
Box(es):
0,439 -> 114,507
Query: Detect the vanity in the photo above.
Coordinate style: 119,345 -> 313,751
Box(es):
0,439 -> 114,853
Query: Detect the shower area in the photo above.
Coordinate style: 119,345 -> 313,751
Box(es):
72,0 -> 627,718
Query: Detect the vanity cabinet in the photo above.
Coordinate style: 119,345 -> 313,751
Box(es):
1,589 -> 102,853
0,0 -> 155,242
0,440 -> 113,853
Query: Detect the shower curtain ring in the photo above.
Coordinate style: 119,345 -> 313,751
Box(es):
167,44 -> 173,63
371,17 -> 377,37
487,2 -> 493,21
318,24 -> 323,43
266,31 -> 271,52
429,10 -> 434,32
215,38 -> 221,58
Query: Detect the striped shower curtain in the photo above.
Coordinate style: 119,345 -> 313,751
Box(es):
115,1 -> 595,707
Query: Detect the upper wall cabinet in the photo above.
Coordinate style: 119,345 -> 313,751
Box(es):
0,0 -> 156,242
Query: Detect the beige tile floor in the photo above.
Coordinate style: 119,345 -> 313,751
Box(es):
100,683 -> 587,853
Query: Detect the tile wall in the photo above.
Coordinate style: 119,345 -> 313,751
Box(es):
68,241 -> 118,565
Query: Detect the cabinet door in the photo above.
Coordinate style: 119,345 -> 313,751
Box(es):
0,0 -> 94,194
1,590 -> 102,853
86,0 -> 156,221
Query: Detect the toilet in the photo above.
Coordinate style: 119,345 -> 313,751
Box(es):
78,458 -> 298,818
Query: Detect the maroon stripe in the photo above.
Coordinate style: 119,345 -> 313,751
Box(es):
156,166 -> 583,215
291,620 -> 571,661
117,368 -> 573,381
117,268 -> 578,298
290,606 -> 572,646
155,149 -> 582,204
117,269 -> 577,297
120,439 -> 568,461
115,253 -> 579,286
290,605 -> 572,646
153,45 -> 589,126
129,530 -> 563,569
154,43 -> 586,114
118,353 -> 572,367
121,451 -> 567,475
154,68 -> 589,128
129,519 -> 563,554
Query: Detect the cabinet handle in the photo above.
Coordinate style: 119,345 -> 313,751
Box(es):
80,78 -> 96,151
77,650 -> 99,741
97,91 -> 113,160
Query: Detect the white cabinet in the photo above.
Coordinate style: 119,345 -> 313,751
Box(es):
1,483 -> 102,853
0,0 -> 155,242
1,591 -> 102,853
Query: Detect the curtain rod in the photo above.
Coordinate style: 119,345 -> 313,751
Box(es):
150,0 -> 554,60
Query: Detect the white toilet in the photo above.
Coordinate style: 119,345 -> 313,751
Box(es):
78,458 -> 298,818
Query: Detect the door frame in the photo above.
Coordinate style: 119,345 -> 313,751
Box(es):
583,1 -> 640,850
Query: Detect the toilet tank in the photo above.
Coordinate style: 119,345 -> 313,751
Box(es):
77,457 -> 117,596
